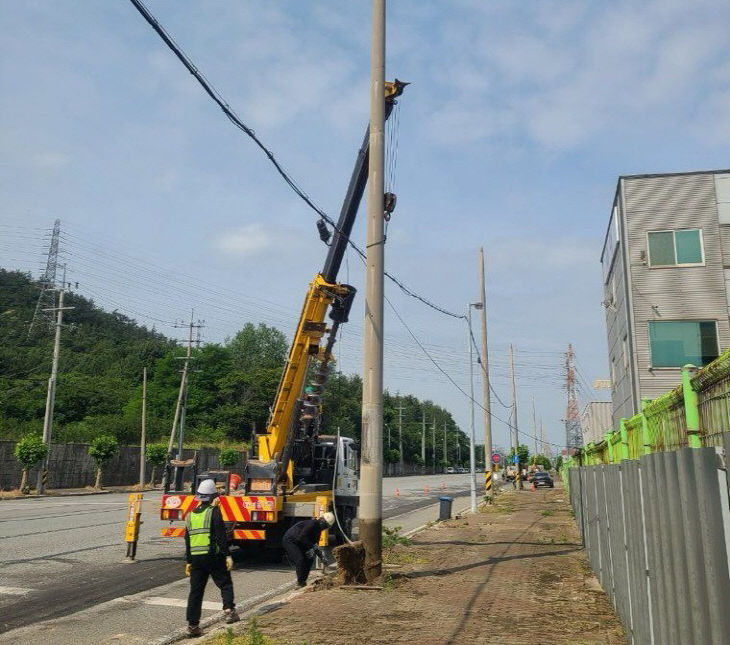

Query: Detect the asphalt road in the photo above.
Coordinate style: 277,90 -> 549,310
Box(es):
0,473 -> 480,643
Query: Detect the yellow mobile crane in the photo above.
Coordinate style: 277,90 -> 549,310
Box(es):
160,80 -> 407,549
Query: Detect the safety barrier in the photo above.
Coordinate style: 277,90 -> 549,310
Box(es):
566,348 -> 730,470
567,444 -> 730,645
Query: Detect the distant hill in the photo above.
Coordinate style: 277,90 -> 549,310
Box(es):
0,269 -> 469,466
0,268 -> 174,442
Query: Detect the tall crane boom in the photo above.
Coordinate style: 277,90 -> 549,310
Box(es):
249,80 -> 407,491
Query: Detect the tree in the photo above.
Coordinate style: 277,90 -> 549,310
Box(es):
219,447 -> 240,469
227,323 -> 287,373
507,444 -> 530,466
89,435 -> 118,489
533,454 -> 552,470
555,455 -> 564,471
146,443 -> 167,487
385,449 -> 400,464
14,435 -> 48,493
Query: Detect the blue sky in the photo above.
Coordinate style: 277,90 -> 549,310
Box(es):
3,0 -> 730,453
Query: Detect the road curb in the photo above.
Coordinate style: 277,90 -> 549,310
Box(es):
152,581 -> 299,645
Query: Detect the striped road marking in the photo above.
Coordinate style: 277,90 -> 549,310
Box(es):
0,586 -> 34,596
144,597 -> 220,611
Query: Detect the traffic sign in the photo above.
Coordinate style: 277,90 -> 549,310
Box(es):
491,453 -> 501,464
512,454 -> 520,464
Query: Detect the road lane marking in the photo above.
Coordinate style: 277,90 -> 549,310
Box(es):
145,597 -> 220,611
0,586 -> 34,596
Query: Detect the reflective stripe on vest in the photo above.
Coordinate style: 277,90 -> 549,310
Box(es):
186,506 -> 216,555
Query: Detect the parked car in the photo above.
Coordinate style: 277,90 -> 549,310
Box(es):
446,466 -> 456,474
457,467 -> 467,474
532,471 -> 554,488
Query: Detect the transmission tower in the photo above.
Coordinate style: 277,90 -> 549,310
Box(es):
564,344 -> 583,452
28,219 -> 61,338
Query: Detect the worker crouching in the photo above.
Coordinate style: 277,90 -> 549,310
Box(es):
184,479 -> 239,637
282,512 -> 335,587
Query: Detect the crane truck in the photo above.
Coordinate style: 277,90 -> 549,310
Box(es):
160,80 -> 407,551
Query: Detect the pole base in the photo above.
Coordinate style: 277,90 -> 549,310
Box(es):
358,518 -> 382,583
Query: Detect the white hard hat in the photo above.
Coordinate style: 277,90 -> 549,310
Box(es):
322,512 -> 335,527
196,479 -> 218,496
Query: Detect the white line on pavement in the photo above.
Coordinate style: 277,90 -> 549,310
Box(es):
145,597 -> 220,611
0,586 -> 34,596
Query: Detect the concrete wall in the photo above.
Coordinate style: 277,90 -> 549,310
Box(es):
0,441 -> 247,491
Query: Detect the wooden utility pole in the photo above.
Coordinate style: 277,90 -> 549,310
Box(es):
510,344 -> 522,490
37,265 -> 73,495
479,248 -> 493,491
360,0 -> 386,582
139,367 -> 147,489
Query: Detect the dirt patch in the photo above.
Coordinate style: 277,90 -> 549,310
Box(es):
241,487 -> 625,644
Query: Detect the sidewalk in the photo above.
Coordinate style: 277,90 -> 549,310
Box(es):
206,485 -> 624,645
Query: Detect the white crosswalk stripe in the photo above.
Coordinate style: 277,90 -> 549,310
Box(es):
0,586 -> 34,596
144,596 -> 220,611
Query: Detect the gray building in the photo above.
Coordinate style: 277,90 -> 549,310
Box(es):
601,169 -> 730,428
581,401 -> 613,444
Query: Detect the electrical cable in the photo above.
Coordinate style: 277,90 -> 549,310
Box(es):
126,0 -> 463,320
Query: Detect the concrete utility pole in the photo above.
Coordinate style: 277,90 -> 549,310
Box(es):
421,408 -> 426,470
432,417 -> 436,474
396,395 -> 405,476
37,265 -> 73,495
467,303 -> 479,513
443,420 -> 447,472
360,0 -> 386,582
139,366 -> 147,489
531,397 -> 538,467
164,312 -> 202,491
509,344 -> 522,490
479,248 -> 493,483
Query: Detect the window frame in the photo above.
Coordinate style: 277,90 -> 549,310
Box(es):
647,319 -> 719,369
646,228 -> 705,268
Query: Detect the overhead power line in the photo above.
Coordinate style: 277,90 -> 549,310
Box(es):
126,0 -> 463,320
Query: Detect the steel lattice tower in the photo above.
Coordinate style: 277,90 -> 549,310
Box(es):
27,219 -> 61,338
564,344 -> 583,452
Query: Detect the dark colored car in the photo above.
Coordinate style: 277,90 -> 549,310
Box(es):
532,471 -> 554,488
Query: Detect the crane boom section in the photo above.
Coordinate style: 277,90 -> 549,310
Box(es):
258,274 -> 348,462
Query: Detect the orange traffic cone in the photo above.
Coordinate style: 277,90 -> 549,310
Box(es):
424,485 -> 429,494
394,488 -> 400,497
440,482 -> 445,490
530,482 -> 536,492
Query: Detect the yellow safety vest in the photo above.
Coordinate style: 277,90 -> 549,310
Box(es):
186,506 -> 217,556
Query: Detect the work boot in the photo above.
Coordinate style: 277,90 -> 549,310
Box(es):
224,608 -> 240,624
187,624 -> 202,638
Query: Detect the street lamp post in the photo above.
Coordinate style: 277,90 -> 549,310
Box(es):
467,302 -> 483,513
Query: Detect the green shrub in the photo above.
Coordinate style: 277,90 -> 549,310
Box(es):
89,435 -> 119,489
14,434 -> 48,492
146,443 -> 168,487
219,447 -> 240,468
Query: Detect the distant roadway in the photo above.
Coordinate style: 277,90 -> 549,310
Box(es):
0,473 -> 480,643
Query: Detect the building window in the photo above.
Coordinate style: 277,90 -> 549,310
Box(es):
647,229 -> 703,266
648,321 -> 719,367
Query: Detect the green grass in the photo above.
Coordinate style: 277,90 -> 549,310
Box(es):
541,510 -> 555,517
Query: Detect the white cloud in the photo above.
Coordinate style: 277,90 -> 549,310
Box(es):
214,223 -> 272,257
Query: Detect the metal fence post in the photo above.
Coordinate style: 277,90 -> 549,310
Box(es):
681,364 -> 702,449
641,398 -> 652,456
605,432 -> 614,464
619,419 -> 630,461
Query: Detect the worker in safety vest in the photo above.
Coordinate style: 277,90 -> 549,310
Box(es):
184,479 -> 239,637
282,512 -> 335,587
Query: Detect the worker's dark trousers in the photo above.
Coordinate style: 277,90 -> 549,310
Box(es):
282,537 -> 314,585
186,555 -> 235,625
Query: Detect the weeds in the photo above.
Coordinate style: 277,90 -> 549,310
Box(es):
541,510 -> 555,517
382,525 -> 412,549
